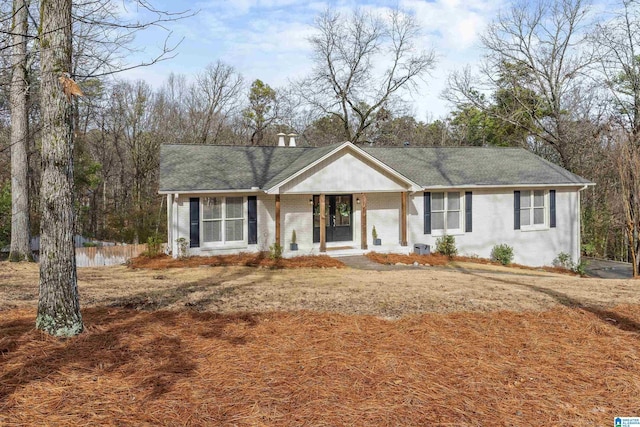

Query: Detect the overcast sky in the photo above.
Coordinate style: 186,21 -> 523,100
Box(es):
119,0 -> 508,121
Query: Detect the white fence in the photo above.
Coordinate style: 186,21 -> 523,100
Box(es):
75,244 -> 148,268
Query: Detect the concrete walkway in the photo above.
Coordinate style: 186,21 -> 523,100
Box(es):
337,255 -> 421,271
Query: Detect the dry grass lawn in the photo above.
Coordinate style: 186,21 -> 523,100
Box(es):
1,259 -> 639,425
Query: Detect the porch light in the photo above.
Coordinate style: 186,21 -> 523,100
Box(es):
356,198 -> 360,204
309,198 -> 313,205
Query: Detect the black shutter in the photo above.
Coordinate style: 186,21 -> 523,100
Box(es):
189,197 -> 200,248
248,196 -> 258,244
514,191 -> 520,230
465,191 -> 472,232
550,190 -> 556,228
424,192 -> 431,234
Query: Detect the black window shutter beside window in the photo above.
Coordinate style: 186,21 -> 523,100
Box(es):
465,191 -> 472,232
248,196 -> 258,244
424,192 -> 431,234
514,191 -> 521,230
189,197 -> 200,248
550,190 -> 556,228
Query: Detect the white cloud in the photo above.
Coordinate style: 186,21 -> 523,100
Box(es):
122,0 -> 508,120
401,0 -> 502,51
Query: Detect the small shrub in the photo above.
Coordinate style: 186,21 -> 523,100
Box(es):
582,242 -> 596,257
372,226 -> 378,240
269,242 -> 283,260
291,230 -> 297,244
553,252 -> 573,270
143,235 -> 163,257
176,237 -> 189,259
574,260 -> 588,276
553,252 -> 588,275
491,244 -> 514,265
435,234 -> 457,258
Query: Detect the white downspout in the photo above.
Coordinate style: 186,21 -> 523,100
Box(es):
173,194 -> 179,258
577,185 -> 589,263
166,194 -> 172,254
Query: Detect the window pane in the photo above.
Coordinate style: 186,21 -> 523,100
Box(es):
203,197 -> 221,220
447,192 -> 460,210
447,211 -> 460,229
534,207 -> 545,224
203,220 -> 221,242
520,191 -> 531,208
336,209 -> 350,226
226,197 -> 243,219
432,192 -> 444,211
533,190 -> 544,207
432,212 -> 445,230
336,196 -> 351,226
520,208 -> 531,226
225,219 -> 243,241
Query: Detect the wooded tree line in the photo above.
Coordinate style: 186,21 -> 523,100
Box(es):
2,0 -> 640,273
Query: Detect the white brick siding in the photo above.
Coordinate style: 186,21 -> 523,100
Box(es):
169,187 -> 582,267
366,193 -> 403,245
407,188 -> 581,266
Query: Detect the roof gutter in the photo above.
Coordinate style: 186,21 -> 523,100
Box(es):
158,188 -> 265,195
422,183 -> 595,190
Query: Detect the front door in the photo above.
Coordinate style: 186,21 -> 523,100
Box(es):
313,195 -> 353,243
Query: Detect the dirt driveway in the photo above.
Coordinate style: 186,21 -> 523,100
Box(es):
1,261 -> 638,318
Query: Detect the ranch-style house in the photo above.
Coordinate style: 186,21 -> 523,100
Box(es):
159,135 -> 593,266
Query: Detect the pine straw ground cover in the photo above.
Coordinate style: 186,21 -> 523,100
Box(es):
366,252 -> 580,276
2,305 -> 640,426
130,253 -> 345,270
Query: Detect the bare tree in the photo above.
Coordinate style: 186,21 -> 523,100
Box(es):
593,0 -> 640,274
8,0 -> 31,261
36,0 -> 83,336
191,61 -> 243,144
446,0 -> 597,169
594,0 -> 640,136
71,0 -> 193,80
154,73 -> 190,144
301,8 -> 436,144
613,132 -> 640,275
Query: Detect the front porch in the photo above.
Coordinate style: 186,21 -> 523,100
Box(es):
274,192 -> 412,256
282,242 -> 413,258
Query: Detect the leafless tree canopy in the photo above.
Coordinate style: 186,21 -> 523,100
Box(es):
300,8 -> 436,144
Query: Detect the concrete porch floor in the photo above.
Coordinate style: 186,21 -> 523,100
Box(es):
283,245 -> 412,258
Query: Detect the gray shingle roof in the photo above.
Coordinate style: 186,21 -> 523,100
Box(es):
361,146 -> 592,187
159,143 -> 592,192
160,144 -> 338,192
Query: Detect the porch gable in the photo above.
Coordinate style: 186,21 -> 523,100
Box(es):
274,147 -> 417,194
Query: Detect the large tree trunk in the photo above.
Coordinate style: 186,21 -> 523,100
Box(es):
8,0 -> 32,262
36,0 -> 83,336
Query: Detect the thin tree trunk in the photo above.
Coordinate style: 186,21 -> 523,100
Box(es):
8,0 -> 32,262
36,0 -> 83,336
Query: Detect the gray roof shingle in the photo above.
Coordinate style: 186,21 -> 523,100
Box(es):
159,144 -> 592,192
361,146 -> 592,187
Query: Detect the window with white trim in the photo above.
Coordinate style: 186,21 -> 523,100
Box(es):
202,196 -> 244,243
432,191 -> 463,233
520,190 -> 547,229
